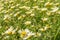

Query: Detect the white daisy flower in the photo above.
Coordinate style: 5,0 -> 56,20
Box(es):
30,13 -> 35,17
44,2 -> 53,6
34,32 -> 41,37
19,6 -> 30,10
33,6 -> 40,10
11,6 -> 15,9
51,7 -> 59,12
46,12 -> 51,16
18,16 -> 22,20
12,29 -> 17,34
39,28 -> 45,31
18,29 -> 35,40
24,21 -> 31,25
44,25 -> 51,30
41,17 -> 48,21
14,12 -> 20,17
54,3 -> 59,6
4,36 -> 9,39
41,8 -> 47,11
57,11 -> 60,14
4,26 -> 14,34
3,14 -> 11,20
25,10 -> 32,14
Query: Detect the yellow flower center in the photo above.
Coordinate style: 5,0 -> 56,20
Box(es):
20,31 -> 27,38
8,31 -> 12,34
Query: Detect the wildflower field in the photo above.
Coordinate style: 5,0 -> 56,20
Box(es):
0,0 -> 60,40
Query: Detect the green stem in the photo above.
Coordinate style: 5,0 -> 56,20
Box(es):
54,27 -> 60,40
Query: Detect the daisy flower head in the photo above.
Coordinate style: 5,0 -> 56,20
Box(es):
33,6 -> 40,10
41,17 -> 48,22
34,32 -> 41,37
44,2 -> 53,7
46,11 -> 51,16
18,29 -> 35,40
30,13 -> 35,17
24,21 -> 31,25
4,26 -> 14,34
51,7 -> 59,12
39,28 -> 45,32
41,8 -> 47,12
19,6 -> 30,10
3,14 -> 11,22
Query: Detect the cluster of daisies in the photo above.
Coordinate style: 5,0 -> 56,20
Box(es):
0,0 -> 60,40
